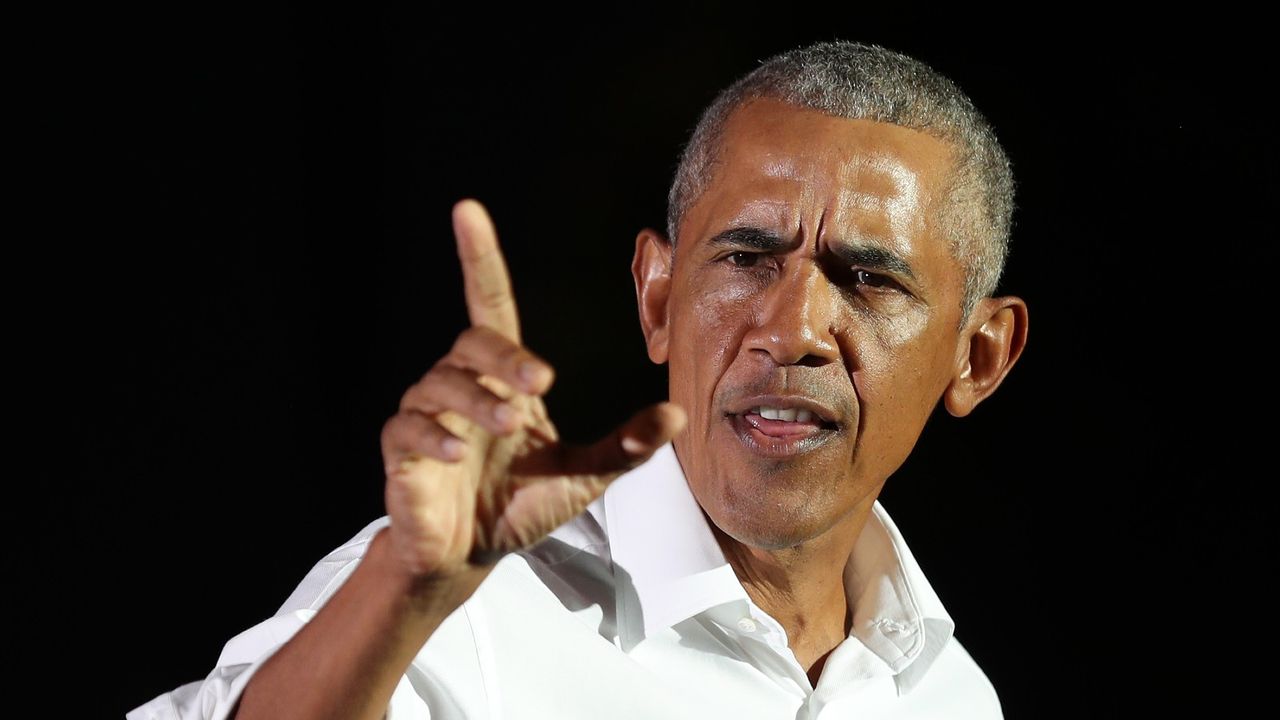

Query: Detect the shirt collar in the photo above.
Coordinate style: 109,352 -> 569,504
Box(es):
843,491 -> 956,694
604,442 -> 741,645
602,441 -> 955,695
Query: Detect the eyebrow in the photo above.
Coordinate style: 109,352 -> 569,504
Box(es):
834,244 -> 917,282
707,225 -> 918,282
707,226 -> 789,253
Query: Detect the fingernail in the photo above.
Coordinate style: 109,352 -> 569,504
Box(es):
442,437 -> 465,459
494,403 -> 516,426
621,436 -> 646,455
519,361 -> 544,387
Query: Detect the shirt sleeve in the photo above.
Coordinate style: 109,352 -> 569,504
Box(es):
126,517 -> 477,720
125,611 -> 309,720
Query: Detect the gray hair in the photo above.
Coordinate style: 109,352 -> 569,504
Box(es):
665,40 -> 1014,322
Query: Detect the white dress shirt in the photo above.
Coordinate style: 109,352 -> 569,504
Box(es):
129,442 -> 1002,719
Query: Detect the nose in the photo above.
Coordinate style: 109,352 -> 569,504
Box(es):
742,259 -> 841,367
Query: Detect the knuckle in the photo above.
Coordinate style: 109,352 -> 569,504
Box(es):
415,369 -> 443,393
448,333 -> 476,362
473,283 -> 512,309
423,352 -> 451,381
450,329 -> 488,364
453,326 -> 478,348
462,324 -> 497,345
381,413 -> 402,439
498,342 -> 524,369
418,365 -> 462,398
382,414 -> 416,451
398,383 -> 421,411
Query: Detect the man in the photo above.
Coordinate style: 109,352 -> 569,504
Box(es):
130,39 -> 1028,719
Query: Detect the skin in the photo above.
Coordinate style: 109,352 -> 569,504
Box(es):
632,97 -> 1028,685
234,202 -> 686,720
232,98 -> 1026,719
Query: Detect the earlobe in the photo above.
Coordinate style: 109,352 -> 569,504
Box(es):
943,296 -> 1029,417
631,227 -> 674,365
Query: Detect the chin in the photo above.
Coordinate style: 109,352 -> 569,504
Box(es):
705,483 -> 840,552
679,433 -> 859,551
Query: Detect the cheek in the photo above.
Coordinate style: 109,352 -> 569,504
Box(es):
668,274 -> 754,418
850,316 -> 955,460
849,291 -> 945,386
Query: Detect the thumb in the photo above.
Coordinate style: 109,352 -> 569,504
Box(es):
561,401 -> 687,478
481,402 -> 686,557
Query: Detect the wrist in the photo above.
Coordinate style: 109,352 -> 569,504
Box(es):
366,527 -> 493,618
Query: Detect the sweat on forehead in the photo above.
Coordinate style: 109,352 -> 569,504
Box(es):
673,100 -> 966,312
664,40 -> 1014,322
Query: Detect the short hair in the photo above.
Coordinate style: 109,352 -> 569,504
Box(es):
666,40 -> 1015,322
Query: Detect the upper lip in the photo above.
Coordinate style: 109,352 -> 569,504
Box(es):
724,394 -> 842,426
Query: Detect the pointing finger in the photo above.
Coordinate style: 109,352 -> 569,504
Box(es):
453,199 -> 521,344
560,401 -> 688,477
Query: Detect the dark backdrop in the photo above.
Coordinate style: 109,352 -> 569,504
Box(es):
37,9 -> 1272,718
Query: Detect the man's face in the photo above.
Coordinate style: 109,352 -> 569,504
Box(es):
659,98 -> 970,550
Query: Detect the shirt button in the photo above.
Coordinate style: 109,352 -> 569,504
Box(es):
737,617 -> 758,633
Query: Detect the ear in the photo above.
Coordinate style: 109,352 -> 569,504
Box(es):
943,295 -> 1029,417
631,226 -> 674,364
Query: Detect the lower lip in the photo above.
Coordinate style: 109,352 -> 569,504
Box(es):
727,412 -> 839,458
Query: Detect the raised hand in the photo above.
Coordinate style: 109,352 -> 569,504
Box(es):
379,199 -> 686,585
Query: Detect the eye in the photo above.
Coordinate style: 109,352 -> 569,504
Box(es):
852,268 -> 893,289
726,251 -> 761,268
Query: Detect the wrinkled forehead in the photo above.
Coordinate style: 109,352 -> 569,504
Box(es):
715,100 -> 953,214
686,99 -> 964,285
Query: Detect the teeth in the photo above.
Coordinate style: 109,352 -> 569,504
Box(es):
752,406 -> 816,423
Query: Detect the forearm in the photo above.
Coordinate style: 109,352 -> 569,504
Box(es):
233,527 -> 491,720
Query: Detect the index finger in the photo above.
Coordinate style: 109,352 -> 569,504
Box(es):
453,198 -> 521,343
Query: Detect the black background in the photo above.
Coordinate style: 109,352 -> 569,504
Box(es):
33,8 -> 1273,718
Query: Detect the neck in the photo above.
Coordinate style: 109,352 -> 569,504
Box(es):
710,496 -> 877,686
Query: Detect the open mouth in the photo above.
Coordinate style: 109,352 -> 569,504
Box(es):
740,406 -> 839,434
725,406 -> 841,457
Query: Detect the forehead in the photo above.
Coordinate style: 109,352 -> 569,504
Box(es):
685,98 -> 962,288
